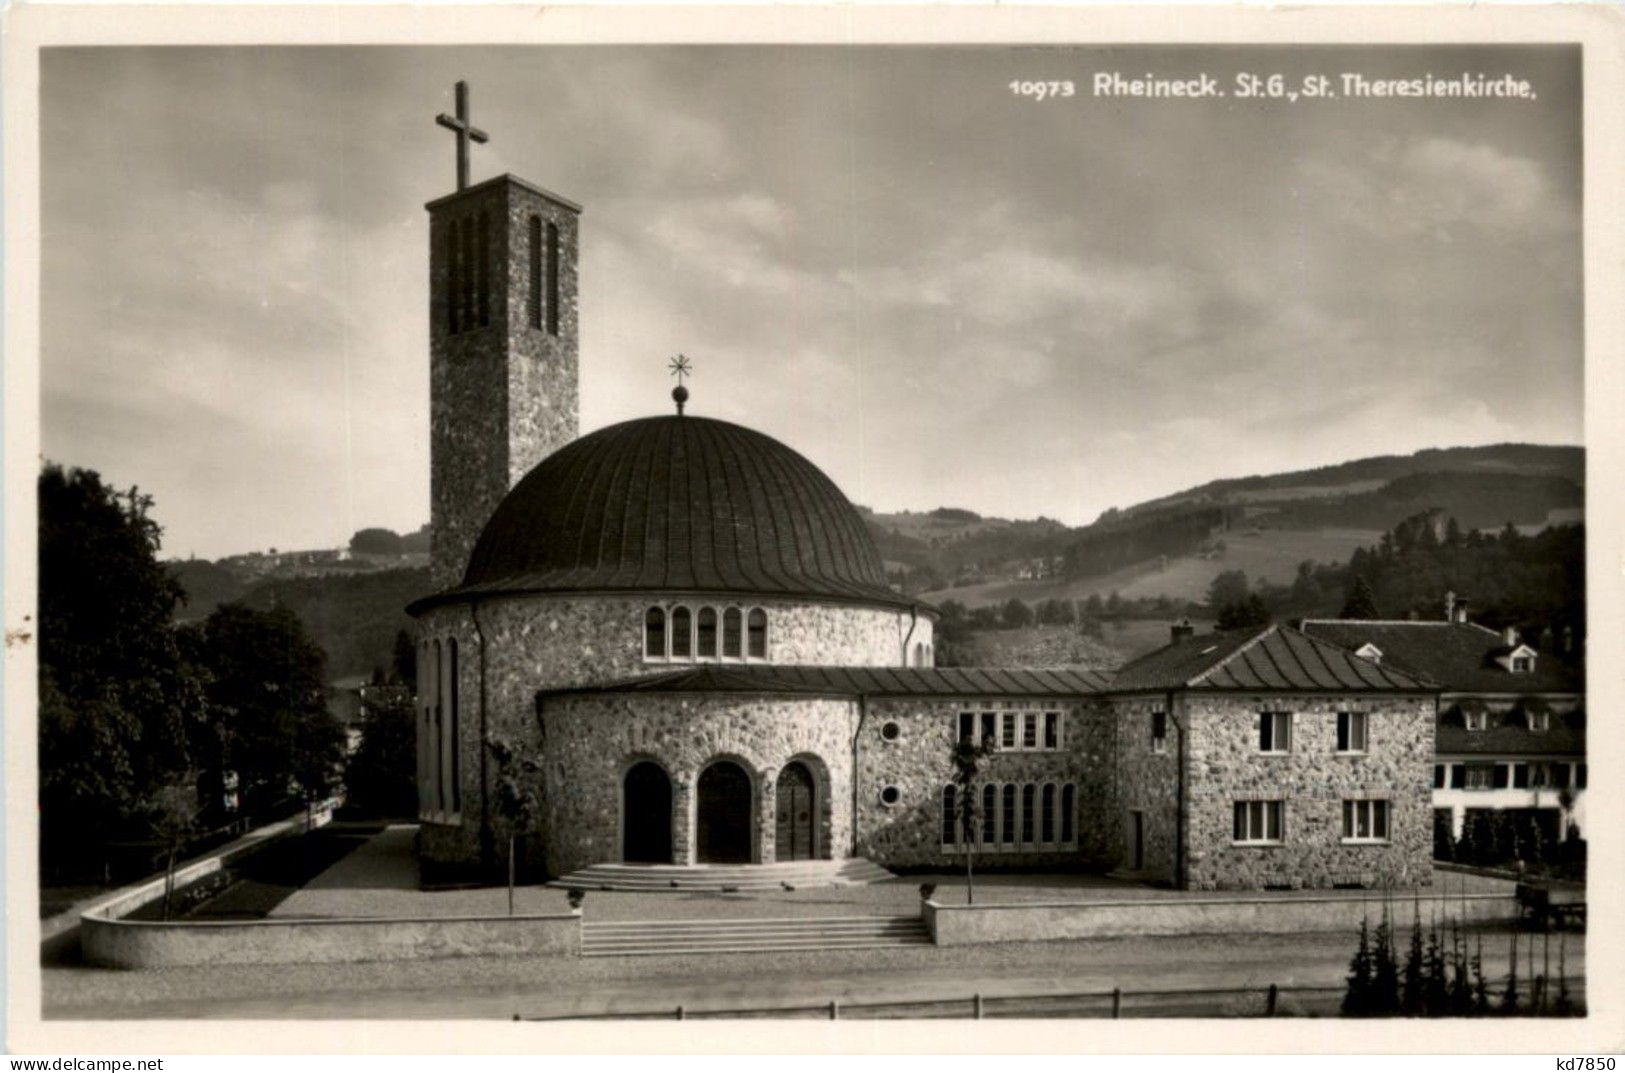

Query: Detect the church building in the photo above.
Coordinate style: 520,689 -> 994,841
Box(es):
407,87 -> 1437,893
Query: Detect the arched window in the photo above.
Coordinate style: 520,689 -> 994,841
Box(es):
723,608 -> 743,659
527,214 -> 543,330
670,606 -> 692,659
447,639 -> 460,813
696,607 -> 718,658
476,210 -> 490,328
1061,784 -> 1076,843
941,785 -> 957,846
1002,784 -> 1016,844
445,219 -> 458,333
1021,784 -> 1036,843
644,606 -> 666,659
1041,784 -> 1056,844
546,221 -> 561,336
982,785 -> 997,847
747,608 -> 767,659
924,643 -> 933,666
431,639 -> 444,813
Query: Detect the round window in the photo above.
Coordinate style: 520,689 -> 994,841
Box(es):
879,786 -> 901,807
881,721 -> 901,742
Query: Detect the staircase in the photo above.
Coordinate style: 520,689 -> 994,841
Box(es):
580,915 -> 931,957
550,858 -> 895,892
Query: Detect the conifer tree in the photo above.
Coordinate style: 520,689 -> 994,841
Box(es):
1401,901 -> 1426,1015
1344,916 -> 1374,1016
1501,930 -> 1521,1015
1372,906 -> 1401,1014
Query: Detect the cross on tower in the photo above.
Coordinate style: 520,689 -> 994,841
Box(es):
435,80 -> 489,191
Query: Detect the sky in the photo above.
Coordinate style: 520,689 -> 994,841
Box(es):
41,45 -> 1583,561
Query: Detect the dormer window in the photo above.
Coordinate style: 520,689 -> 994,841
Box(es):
1464,709 -> 1487,732
1354,643 -> 1383,664
1495,643 -> 1538,675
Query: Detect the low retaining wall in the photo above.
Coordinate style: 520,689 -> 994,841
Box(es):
81,910 -> 581,968
923,893 -> 1519,946
42,803 -> 336,961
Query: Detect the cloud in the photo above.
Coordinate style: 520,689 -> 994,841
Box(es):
1298,135 -> 1571,239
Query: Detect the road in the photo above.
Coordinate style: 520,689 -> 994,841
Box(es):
42,924 -> 1580,1020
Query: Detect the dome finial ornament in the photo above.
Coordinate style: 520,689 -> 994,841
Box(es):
668,353 -> 693,415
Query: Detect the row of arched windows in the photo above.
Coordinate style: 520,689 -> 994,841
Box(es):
940,782 -> 1076,849
911,641 -> 935,667
646,605 -> 768,662
417,637 -> 461,819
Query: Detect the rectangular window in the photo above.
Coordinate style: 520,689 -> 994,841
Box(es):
981,712 -> 996,747
1433,764 -> 1445,789
1021,785 -> 1035,842
1041,784 -> 1056,843
1022,713 -> 1038,750
1259,712 -> 1292,753
528,215 -> 543,329
1450,763 -> 1466,789
1464,710 -> 1487,732
546,221 -> 561,336
1464,763 -> 1497,790
1576,763 -> 1587,789
1513,763 -> 1530,789
981,785 -> 997,847
1001,784 -> 1016,844
1044,711 -> 1059,749
959,712 -> 975,744
1001,713 -> 1017,750
1342,799 -> 1390,843
1336,711 -> 1368,753
1552,763 -> 1571,790
1151,710 -> 1168,754
1233,800 -> 1284,844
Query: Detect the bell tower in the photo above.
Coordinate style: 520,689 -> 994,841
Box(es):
426,82 -> 581,590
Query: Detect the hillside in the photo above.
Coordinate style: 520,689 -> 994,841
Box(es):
915,444 -> 1582,607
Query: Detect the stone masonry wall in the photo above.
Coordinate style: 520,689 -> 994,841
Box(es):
538,693 -> 859,875
413,592 -> 924,873
427,178 -> 580,591
854,697 -> 1115,869
1182,693 -> 1435,891
1108,695 -> 1181,882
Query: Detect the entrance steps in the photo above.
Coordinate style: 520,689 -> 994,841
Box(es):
580,915 -> 931,957
549,858 -> 895,893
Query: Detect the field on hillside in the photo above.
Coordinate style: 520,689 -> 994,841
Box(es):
923,527 -> 1382,608
953,620 -> 1195,669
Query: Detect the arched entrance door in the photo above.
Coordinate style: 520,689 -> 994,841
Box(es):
775,762 -> 816,861
696,760 -> 753,864
623,761 -> 673,863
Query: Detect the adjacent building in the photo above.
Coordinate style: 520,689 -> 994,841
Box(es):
1300,617 -> 1585,849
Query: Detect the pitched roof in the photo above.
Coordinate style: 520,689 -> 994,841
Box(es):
1437,701 -> 1585,756
1298,620 -> 1582,694
540,664 -> 1114,700
1109,623 -> 1435,693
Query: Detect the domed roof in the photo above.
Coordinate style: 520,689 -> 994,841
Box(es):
437,414 -> 906,608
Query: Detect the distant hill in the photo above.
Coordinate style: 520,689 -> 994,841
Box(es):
235,568 -> 428,680
918,444 -> 1582,608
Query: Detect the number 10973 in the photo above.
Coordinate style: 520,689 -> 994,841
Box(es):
1010,80 -> 1077,100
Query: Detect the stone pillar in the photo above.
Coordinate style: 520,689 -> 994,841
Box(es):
671,774 -> 694,865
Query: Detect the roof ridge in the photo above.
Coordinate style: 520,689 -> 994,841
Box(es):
1188,624 -> 1277,686
1301,619 -> 1458,627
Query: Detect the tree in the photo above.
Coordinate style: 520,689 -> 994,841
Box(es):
37,463 -> 205,879
391,629 -> 418,688
183,602 -> 344,815
488,736 -> 542,914
147,780 -> 202,920
1216,594 -> 1270,630
951,734 -> 994,905
345,689 -> 417,818
1206,569 -> 1251,612
1340,576 -> 1380,620
1001,598 -> 1034,629
349,527 -> 404,556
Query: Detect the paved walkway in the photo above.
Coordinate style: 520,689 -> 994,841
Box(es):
269,824 -> 1515,922
270,825 -> 577,919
